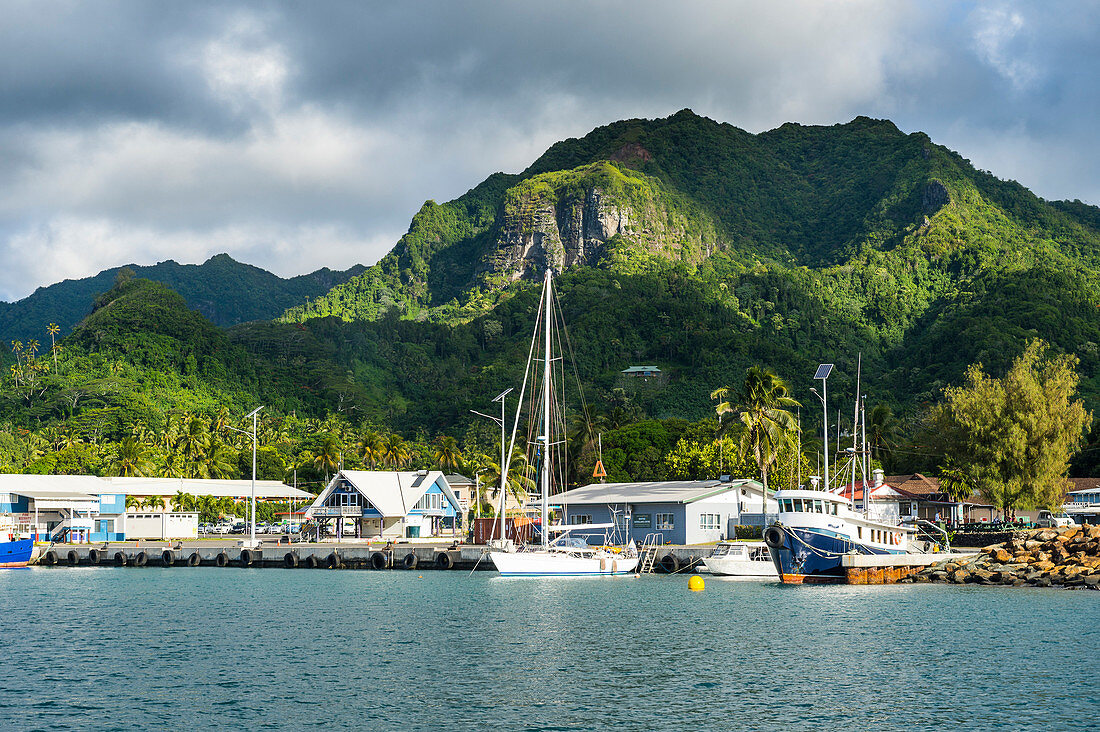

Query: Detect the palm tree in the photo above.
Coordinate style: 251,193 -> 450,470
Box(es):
712,366 -> 801,496
47,323 -> 60,372
867,402 -> 900,465
432,436 -> 463,472
110,436 -> 153,477
313,435 -> 341,482
382,433 -> 411,468
142,495 -> 166,511
202,440 -> 237,480
482,447 -> 537,514
358,430 -> 386,469
125,495 -> 143,512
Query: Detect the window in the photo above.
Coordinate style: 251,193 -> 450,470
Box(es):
655,513 -> 674,530
813,500 -> 824,513
569,514 -> 592,525
857,527 -> 863,539
414,492 -> 443,511
699,514 -> 720,530
780,499 -> 792,513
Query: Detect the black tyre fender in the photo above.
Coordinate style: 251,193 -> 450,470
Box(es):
370,551 -> 389,570
215,552 -> 229,567
187,552 -> 201,567
134,551 -> 148,567
326,552 -> 342,569
161,550 -> 174,567
659,554 -> 680,574
306,554 -> 320,569
284,552 -> 299,568
435,552 -> 454,570
43,550 -> 58,566
114,551 -> 128,566
764,526 -> 786,549
239,549 -> 254,567
88,549 -> 101,564
402,552 -> 418,570
66,550 -> 80,566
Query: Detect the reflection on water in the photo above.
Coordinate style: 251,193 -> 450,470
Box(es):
2,568 -> 1096,731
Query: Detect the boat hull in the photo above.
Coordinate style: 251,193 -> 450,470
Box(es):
0,539 -> 34,568
701,557 -> 776,578
767,526 -> 903,584
489,550 -> 639,577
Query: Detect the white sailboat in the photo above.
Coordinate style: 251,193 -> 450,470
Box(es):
488,269 -> 639,577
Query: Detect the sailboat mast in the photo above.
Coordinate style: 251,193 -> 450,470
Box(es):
541,269 -> 552,550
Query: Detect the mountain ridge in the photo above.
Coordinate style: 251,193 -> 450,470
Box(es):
0,253 -> 365,345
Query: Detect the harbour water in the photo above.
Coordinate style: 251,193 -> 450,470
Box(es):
2,568 -> 1097,731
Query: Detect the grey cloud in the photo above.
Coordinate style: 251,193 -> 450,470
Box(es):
0,0 -> 1097,302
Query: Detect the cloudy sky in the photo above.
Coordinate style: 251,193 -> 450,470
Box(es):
1,1 -> 1096,301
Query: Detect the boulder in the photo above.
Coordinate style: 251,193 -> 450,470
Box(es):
1086,525 -> 1100,540
1033,560 -> 1056,572
1034,577 -> 1052,587
951,568 -> 971,584
1024,540 -> 1042,550
1083,574 -> 1100,588
1035,530 -> 1057,542
971,568 -> 995,584
991,548 -> 1012,563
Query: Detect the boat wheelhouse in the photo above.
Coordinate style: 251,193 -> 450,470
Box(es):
764,489 -> 915,584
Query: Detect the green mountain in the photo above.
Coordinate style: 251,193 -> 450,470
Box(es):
278,110 -> 1100,430
0,253 -> 364,345
3,109 -> 1100,481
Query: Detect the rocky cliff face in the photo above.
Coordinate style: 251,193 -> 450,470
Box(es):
481,163 -> 719,283
488,187 -> 631,280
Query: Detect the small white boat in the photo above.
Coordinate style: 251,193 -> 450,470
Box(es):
701,541 -> 776,578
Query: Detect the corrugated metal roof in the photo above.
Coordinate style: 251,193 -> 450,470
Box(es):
621,366 -> 661,373
100,477 -> 310,499
0,474 -> 108,499
547,479 -> 761,505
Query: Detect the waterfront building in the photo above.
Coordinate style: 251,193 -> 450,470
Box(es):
0,475 -> 121,542
883,472 -> 994,524
1062,479 -> 1100,524
543,478 -> 769,545
303,470 -> 462,540
0,474 -> 311,541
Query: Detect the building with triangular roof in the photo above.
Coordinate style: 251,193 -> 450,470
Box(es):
303,470 -> 461,540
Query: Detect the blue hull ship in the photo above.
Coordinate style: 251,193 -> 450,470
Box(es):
764,489 -> 913,584
1,539 -> 34,568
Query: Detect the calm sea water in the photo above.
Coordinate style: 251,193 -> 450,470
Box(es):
1,567 -> 1096,731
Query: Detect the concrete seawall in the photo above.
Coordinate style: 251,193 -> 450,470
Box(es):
32,543 -> 713,572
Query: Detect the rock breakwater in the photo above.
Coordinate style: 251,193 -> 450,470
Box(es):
909,525 -> 1100,589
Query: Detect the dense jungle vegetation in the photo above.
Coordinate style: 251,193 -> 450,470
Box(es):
3,110 -> 1100,496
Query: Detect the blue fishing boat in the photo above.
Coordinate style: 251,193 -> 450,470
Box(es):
764,489 -> 913,583
1,538 -> 34,568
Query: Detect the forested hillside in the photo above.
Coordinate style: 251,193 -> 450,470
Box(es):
3,110 -> 1100,489
0,253 -> 364,344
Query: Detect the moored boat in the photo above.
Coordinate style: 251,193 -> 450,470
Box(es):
487,269 -> 638,578
701,540 -> 776,578
764,489 -> 914,583
1,538 -> 34,568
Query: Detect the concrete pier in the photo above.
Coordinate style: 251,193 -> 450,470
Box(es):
842,552 -> 977,584
32,541 -> 714,573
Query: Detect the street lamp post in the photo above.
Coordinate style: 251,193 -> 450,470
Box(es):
811,364 -> 833,491
228,406 -> 263,548
471,387 -> 513,545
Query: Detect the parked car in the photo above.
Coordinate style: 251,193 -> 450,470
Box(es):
1034,510 -> 1074,528
211,523 -> 232,535
229,522 -> 247,535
